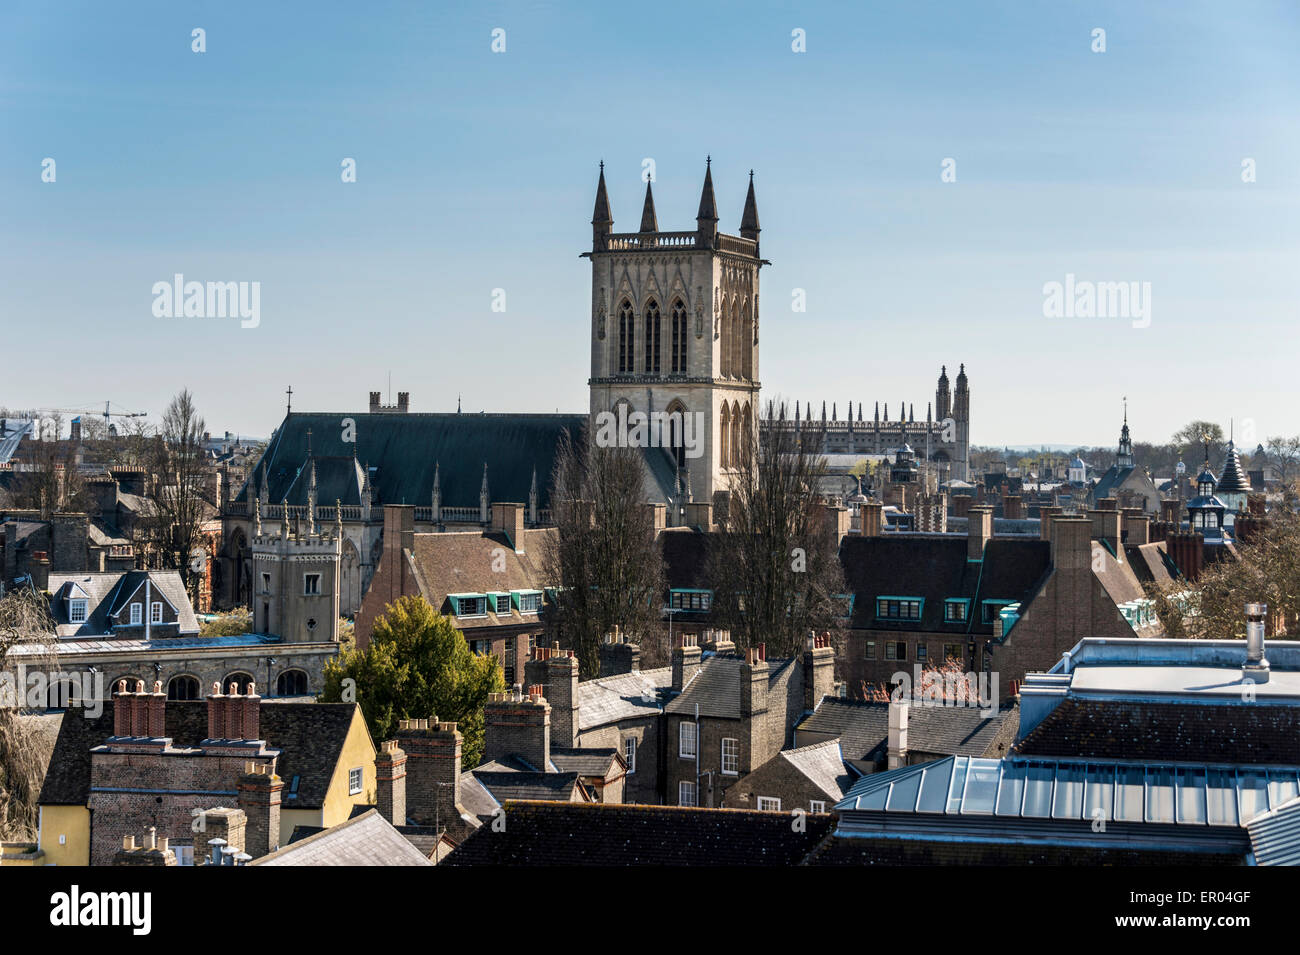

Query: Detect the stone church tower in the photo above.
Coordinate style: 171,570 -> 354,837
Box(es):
584,160 -> 766,505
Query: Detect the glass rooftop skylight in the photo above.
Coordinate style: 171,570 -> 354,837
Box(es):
837,756 -> 1300,827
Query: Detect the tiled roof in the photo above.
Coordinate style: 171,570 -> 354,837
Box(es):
38,700 -> 362,809
48,570 -> 199,639
838,536 -> 1051,636
458,772 -> 501,818
1013,698 -> 1300,765
469,771 -> 585,803
576,667 -> 671,731
778,739 -> 855,801
550,748 -> 621,777
663,654 -> 797,720
795,697 -> 1018,762
444,801 -> 836,866
254,809 -> 432,866
406,529 -> 553,627
236,412 -> 584,510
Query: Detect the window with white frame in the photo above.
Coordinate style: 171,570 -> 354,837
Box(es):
348,767 -> 363,795
517,591 -> 542,614
721,738 -> 739,775
679,721 -> 697,758
757,796 -> 781,811
679,780 -> 697,807
68,599 -> 87,624
624,736 -> 636,774
493,594 -> 511,614
810,800 -> 826,813
304,573 -> 321,595
129,603 -> 142,625
150,601 -> 163,624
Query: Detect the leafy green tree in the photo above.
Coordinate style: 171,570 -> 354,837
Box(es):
320,596 -> 504,769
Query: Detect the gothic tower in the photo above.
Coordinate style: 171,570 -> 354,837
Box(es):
584,159 -> 767,504
953,364 -> 971,481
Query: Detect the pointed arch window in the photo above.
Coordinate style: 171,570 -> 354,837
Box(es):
720,404 -> 731,470
644,299 -> 661,374
671,299 -> 688,374
617,299 -> 634,374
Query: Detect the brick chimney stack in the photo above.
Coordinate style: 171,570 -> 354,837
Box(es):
599,627 -> 641,675
1038,505 -> 1061,541
968,505 -> 993,560
394,719 -> 463,830
111,678 -> 166,740
740,645 -> 769,719
1002,495 -> 1023,520
1050,517 -> 1093,571
237,762 -> 284,858
671,633 -> 702,691
858,501 -> 883,537
700,628 -> 735,654
375,740 -> 408,828
802,632 -> 836,711
483,687 -> 551,771
544,649 -> 579,748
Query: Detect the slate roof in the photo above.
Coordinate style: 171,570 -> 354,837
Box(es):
838,536 -> 1051,637
1247,795 -> 1300,866
406,528 -> 553,627
576,666 -> 672,731
236,412 -> 584,510
1012,698 -> 1300,765
795,697 -> 1018,764
663,654 -> 797,720
1092,465 -> 1134,502
550,747 -> 621,777
444,801 -> 836,866
469,770 -> 585,803
38,700 -> 363,810
458,772 -> 501,818
777,739 -> 856,801
48,570 -> 199,639
253,809 -> 432,866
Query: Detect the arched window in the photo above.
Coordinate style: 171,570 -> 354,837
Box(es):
741,300 -> 753,380
731,307 -> 743,380
276,669 -> 310,696
167,675 -> 201,701
719,404 -> 732,470
719,297 -> 731,377
617,299 -> 634,374
223,672 -> 256,694
741,402 -> 752,465
666,401 -> 688,470
731,401 -> 743,467
643,299 -> 661,374
671,299 -> 688,374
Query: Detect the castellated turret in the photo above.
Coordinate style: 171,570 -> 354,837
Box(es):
249,499 -> 341,644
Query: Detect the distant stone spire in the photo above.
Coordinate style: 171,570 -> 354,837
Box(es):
528,466 -> 539,525
884,403 -> 889,421
639,179 -> 658,233
696,157 -> 718,247
739,169 -> 760,242
479,463 -> 490,524
306,458 -> 318,533
253,497 -> 262,536
281,498 -> 290,539
592,161 -> 613,249
821,400 -> 827,422
832,402 -> 837,421
910,403 -> 915,423
858,402 -> 863,422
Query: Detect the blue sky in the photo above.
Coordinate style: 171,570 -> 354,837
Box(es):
2,1 -> 1297,448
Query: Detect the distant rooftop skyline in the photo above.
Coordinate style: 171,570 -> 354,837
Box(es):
2,2 -> 1297,447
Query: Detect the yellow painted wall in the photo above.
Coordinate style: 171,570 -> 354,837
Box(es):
319,708 -> 377,828
38,805 -> 90,866
277,707 -> 376,843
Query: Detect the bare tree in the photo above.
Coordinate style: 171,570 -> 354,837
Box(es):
1265,436 -> 1300,485
0,587 -> 59,840
541,427 -> 666,678
144,390 -> 210,602
707,410 -> 846,659
1149,482 -> 1300,638
8,438 -> 91,517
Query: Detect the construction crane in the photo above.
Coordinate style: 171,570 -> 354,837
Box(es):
17,402 -> 147,441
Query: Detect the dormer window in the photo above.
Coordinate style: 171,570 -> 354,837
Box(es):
151,601 -> 164,624
514,590 -> 542,614
130,603 -> 142,625
876,597 -> 922,621
450,594 -> 488,617
68,599 -> 87,624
